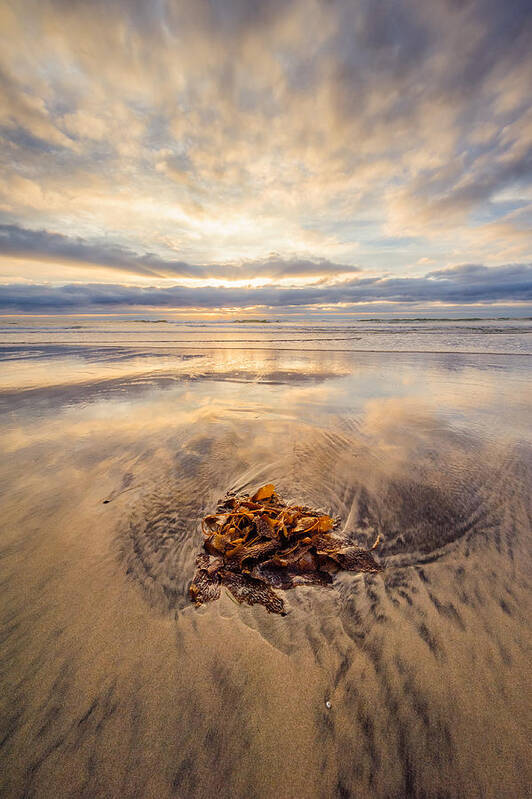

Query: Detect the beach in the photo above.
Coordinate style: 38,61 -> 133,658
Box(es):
0,318 -> 531,799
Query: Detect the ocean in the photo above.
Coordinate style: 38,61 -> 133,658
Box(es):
0,317 -> 530,798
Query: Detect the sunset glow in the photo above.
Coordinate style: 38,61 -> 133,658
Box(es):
0,0 -> 530,316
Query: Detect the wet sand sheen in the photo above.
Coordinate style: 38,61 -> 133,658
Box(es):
0,340 -> 531,799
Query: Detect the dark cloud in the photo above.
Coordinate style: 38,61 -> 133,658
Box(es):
427,263 -> 532,283
330,0 -> 532,108
0,263 -> 529,311
0,126 -> 61,154
0,224 -> 196,278
325,0 -> 532,218
0,224 -> 361,281
401,142 -> 532,221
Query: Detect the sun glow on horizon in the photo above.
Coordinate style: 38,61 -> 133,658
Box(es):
0,0 -> 530,314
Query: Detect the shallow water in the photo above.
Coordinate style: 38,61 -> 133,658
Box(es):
1,320 -> 531,799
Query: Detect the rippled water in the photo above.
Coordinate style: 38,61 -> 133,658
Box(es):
1,319 -> 531,798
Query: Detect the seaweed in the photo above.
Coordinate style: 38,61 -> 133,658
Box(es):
189,484 -> 382,615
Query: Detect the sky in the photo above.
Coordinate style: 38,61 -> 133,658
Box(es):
0,0 -> 531,317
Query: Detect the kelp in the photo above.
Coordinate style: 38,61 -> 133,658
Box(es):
189,484 -> 382,614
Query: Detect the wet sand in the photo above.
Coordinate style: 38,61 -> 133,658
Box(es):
0,329 -> 531,798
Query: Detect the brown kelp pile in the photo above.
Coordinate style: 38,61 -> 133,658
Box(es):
189,484 -> 382,614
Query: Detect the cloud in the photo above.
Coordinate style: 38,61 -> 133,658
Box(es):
0,223 -> 361,281
0,262 -> 529,311
427,263 -> 531,284
0,0 -> 530,279
0,223 -> 197,278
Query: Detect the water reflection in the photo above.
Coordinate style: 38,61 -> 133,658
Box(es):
1,347 -> 529,439
0,346 -> 530,799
